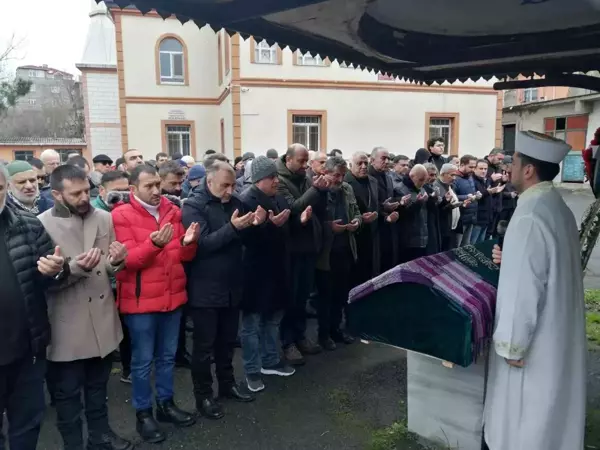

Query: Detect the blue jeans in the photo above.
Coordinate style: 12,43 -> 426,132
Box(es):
241,312 -> 283,376
470,225 -> 488,245
123,308 -> 182,411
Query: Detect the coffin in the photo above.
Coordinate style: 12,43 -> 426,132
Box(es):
347,240 -> 499,367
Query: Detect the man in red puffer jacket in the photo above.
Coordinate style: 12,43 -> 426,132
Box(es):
112,164 -> 200,444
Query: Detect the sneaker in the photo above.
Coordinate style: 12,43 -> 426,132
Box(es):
246,374 -> 265,393
297,339 -> 322,355
261,362 -> 296,377
120,371 -> 132,384
284,344 -> 305,366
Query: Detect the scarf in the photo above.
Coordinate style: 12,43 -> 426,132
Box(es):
8,192 -> 39,215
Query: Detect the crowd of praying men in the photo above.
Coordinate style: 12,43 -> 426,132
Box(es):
0,139 -> 517,449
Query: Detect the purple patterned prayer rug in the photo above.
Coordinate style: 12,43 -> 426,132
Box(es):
349,240 -> 499,361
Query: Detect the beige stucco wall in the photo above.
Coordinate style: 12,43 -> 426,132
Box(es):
126,103 -> 220,160
240,86 -> 497,159
238,38 -> 495,88
121,15 -> 220,98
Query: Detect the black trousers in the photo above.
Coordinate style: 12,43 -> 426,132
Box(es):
47,356 -> 112,450
0,354 -> 46,450
119,315 -> 131,373
399,247 -> 427,264
189,307 -> 239,398
440,235 -> 455,252
176,307 -> 188,359
315,249 -> 352,341
280,254 -> 314,348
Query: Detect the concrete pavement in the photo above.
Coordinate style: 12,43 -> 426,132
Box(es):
34,185 -> 600,450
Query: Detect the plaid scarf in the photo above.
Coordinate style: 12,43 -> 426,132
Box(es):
8,192 -> 40,215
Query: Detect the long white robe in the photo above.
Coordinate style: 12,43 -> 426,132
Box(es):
483,181 -> 587,450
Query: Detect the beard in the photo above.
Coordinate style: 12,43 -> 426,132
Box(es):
63,198 -> 90,216
161,188 -> 182,198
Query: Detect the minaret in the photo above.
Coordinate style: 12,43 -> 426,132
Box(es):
77,1 -> 122,162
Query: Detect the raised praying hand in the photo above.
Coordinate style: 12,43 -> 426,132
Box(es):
492,244 -> 502,265
269,209 -> 291,227
37,246 -> 65,277
108,241 -> 128,265
182,222 -> 200,246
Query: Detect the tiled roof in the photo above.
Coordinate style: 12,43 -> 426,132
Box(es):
0,137 -> 86,146
16,65 -> 74,77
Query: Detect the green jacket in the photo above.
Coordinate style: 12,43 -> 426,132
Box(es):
316,182 -> 362,271
91,196 -> 110,212
90,196 -> 117,291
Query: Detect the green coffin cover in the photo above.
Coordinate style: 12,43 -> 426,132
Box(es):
347,240 -> 499,367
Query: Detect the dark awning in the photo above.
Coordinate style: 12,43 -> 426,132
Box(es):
103,0 -> 600,85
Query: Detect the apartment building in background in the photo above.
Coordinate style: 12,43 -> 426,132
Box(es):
79,1 -> 503,164
15,65 -> 80,110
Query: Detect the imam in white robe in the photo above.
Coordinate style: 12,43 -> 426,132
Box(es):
483,181 -> 587,450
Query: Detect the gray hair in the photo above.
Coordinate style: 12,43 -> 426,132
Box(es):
352,151 -> 368,163
423,162 -> 438,174
40,149 -> 59,162
440,163 -> 457,175
206,160 -> 235,178
371,146 -> 388,158
410,164 -> 428,177
325,156 -> 347,172
204,153 -> 229,170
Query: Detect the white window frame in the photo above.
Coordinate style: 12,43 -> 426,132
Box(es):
292,115 -> 321,151
29,84 -> 36,92
428,118 -> 452,154
159,39 -> 185,85
28,99 -> 36,105
28,70 -> 35,77
296,51 -> 325,67
523,88 -> 539,103
51,86 -> 60,94
254,40 -> 277,64
166,125 -> 191,156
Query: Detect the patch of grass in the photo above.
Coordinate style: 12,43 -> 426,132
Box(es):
586,290 -> 600,348
369,421 -> 417,450
326,388 -> 372,439
586,408 -> 600,448
588,313 -> 600,347
586,290 -> 600,312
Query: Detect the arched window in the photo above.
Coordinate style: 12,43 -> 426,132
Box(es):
158,37 -> 185,84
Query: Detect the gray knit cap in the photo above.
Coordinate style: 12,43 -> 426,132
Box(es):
251,156 -> 278,183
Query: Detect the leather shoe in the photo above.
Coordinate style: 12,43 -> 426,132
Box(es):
198,397 -> 224,420
332,331 -> 356,345
156,399 -> 196,427
320,338 -> 337,351
297,339 -> 322,355
135,409 -> 165,444
87,429 -> 132,450
219,384 -> 255,403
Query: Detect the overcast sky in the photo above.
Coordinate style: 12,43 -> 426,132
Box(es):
0,0 -> 90,77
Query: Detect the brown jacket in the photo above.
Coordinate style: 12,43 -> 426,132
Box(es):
38,203 -> 123,362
